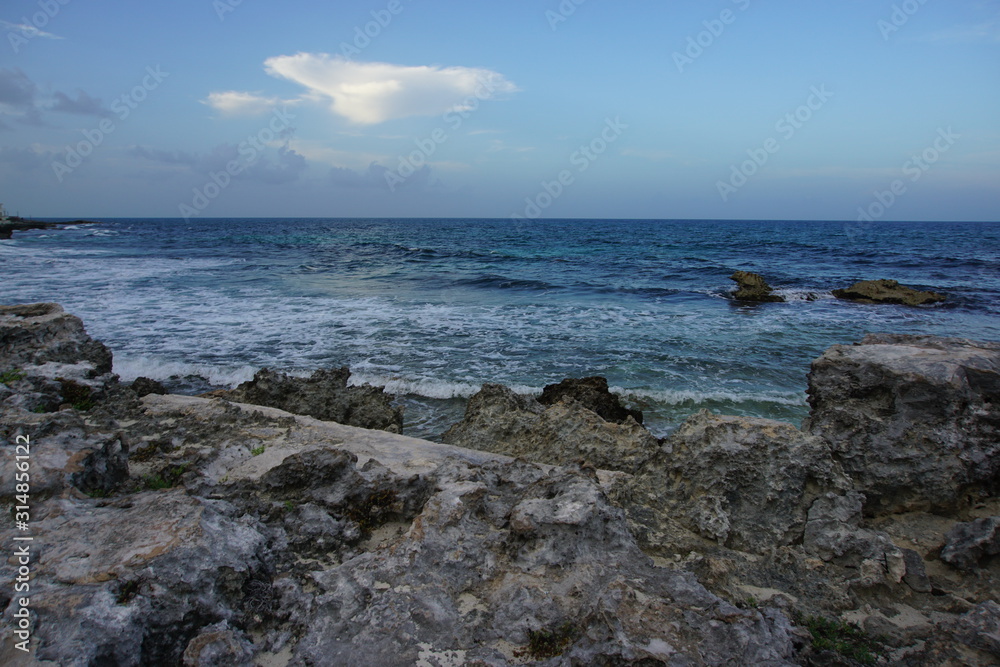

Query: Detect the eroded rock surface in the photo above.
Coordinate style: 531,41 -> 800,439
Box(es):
730,270 -> 785,303
805,334 -> 1000,514
441,382 -> 659,474
208,367 -> 404,433
3,304 -> 998,666
832,279 -> 947,306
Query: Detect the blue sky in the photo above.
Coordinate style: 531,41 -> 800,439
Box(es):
1,0 -> 998,221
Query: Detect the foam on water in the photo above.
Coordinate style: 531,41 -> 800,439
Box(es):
4,218 -> 999,439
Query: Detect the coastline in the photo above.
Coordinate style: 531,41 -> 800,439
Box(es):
0,219 -> 102,240
1,302 -> 997,664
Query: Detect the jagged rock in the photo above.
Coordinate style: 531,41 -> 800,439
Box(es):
0,303 -> 113,374
537,376 -> 644,424
802,492 -> 911,588
292,459 -> 798,666
896,601 -> 1000,665
832,279 -> 946,306
441,383 -> 660,473
0,410 -> 129,502
210,367 -> 403,433
623,411 -> 850,553
0,491 -> 269,667
131,376 -> 167,397
805,334 -> 1000,514
730,270 -> 785,302
940,516 -> 1000,572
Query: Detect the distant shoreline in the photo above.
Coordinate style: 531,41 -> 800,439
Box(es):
0,218 -> 102,240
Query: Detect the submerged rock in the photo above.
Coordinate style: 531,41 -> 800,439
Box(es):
210,367 -> 404,433
730,270 -> 785,302
832,279 -> 946,306
805,334 -> 1000,514
441,382 -> 659,473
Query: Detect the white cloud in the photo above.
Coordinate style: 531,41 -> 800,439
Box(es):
203,91 -> 290,116
262,53 -> 518,125
0,21 -> 63,40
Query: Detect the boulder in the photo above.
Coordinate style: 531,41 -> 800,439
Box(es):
537,375 -> 643,424
131,376 -> 167,397
730,271 -> 785,302
441,383 -> 660,473
832,279 -> 946,306
210,367 -> 403,433
0,303 -> 113,374
939,517 -> 1000,572
623,411 -> 850,553
805,334 -> 1000,514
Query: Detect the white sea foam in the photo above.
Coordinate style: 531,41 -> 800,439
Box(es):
113,355 -> 258,388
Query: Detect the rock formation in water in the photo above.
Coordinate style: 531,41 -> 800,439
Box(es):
730,270 -> 786,302
832,279 -> 947,306
1,302 -> 998,666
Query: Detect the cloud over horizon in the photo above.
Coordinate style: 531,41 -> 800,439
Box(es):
203,91 -> 292,117
260,53 -> 518,125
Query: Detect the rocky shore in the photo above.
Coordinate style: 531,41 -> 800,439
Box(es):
1,303 -> 997,666
0,219 -> 102,240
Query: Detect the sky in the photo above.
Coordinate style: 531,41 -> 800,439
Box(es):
0,0 -> 998,221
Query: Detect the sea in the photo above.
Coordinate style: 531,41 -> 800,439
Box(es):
2,218 -> 998,440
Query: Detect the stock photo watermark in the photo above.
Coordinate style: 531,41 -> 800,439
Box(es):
6,0 -> 71,53
546,0 -> 588,31
853,127 -> 959,225
179,107 -> 296,220
716,85 -> 833,202
50,66 -> 170,183
10,434 -> 33,654
384,76 -> 508,192
878,0 -> 932,41
673,0 -> 751,73
511,117 -> 628,220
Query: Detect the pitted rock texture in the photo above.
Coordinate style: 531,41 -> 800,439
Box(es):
209,366 -> 404,433
441,382 -> 660,474
832,279 -> 947,306
805,334 -> 1000,514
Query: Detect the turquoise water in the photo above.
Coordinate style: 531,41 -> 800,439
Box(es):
3,218 -> 998,439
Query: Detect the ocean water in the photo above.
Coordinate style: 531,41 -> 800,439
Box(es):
2,218 -> 998,440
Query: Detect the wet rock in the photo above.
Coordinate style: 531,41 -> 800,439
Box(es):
131,376 -> 167,397
538,375 -> 643,424
624,411 -> 850,554
730,270 -> 785,302
805,334 -> 1000,514
939,516 -> 1000,572
441,383 -> 660,473
832,279 -> 946,306
211,367 -> 403,433
0,303 -> 113,374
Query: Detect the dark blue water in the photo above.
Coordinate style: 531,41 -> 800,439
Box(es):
3,218 -> 998,439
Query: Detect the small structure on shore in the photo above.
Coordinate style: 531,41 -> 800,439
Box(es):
0,203 -> 9,223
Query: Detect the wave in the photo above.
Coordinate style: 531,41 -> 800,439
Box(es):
113,355 -> 258,388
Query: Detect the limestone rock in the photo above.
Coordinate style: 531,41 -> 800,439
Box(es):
805,334 -> 1000,514
441,383 -> 660,473
292,460 -> 798,666
0,303 -> 112,374
131,376 -> 167,397
0,491 -> 269,667
210,367 -> 403,433
538,375 -> 643,424
730,271 -> 785,302
832,279 -> 946,306
623,411 -> 850,553
940,516 -> 1000,572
